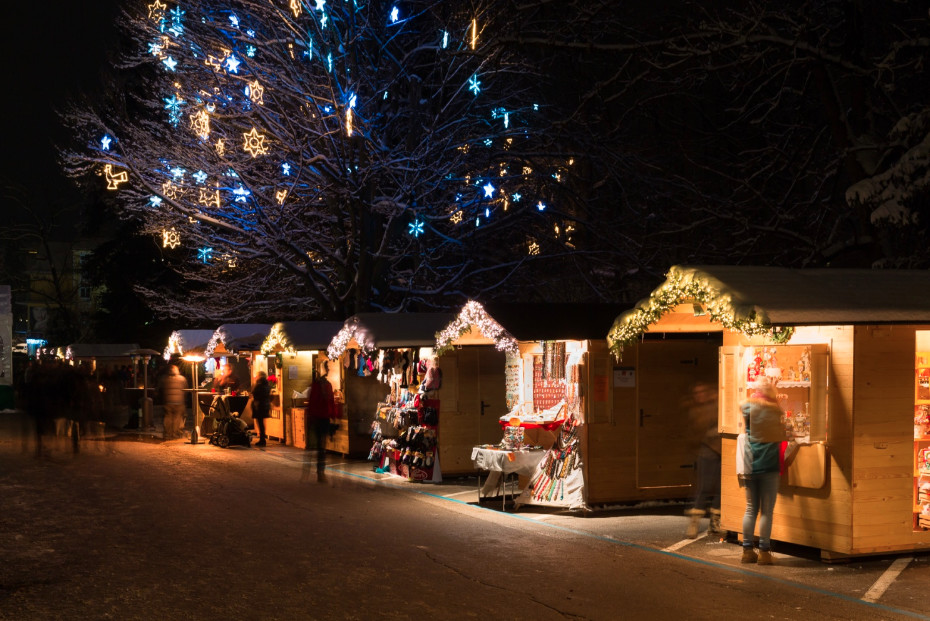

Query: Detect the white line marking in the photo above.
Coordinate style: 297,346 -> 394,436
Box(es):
663,532 -> 707,552
442,490 -> 479,498
862,557 -> 912,603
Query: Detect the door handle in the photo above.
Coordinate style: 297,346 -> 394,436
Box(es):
639,409 -> 653,427
480,400 -> 488,416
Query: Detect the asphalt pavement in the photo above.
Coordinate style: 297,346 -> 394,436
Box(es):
1,411 -> 928,620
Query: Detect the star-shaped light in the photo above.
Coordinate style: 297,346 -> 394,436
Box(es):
197,247 -> 213,263
450,210 -> 463,224
281,162 -> 291,176
190,109 -> 210,140
162,228 -> 181,249
468,74 -> 481,95
170,166 -> 186,180
314,0 -> 325,11
199,188 -> 220,208
149,196 -> 163,208
216,139 -> 225,156
242,127 -> 268,157
225,54 -> 241,73
528,242 -> 540,255
512,193 -> 522,202
193,170 -> 208,184
100,135 -> 112,150
246,45 -> 256,58
390,6 -> 399,22
537,201 -> 546,211
408,218 -> 425,237
148,0 -> 167,21
161,180 -> 181,199
229,14 -> 239,28
482,182 -> 495,198
148,41 -> 163,57
246,80 -> 264,105
290,0 -> 301,17
275,190 -> 287,204
233,184 -> 251,202
163,56 -> 178,71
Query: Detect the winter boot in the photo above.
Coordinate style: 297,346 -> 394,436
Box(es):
708,508 -> 722,534
685,508 -> 704,538
757,549 -> 776,565
741,547 -> 758,564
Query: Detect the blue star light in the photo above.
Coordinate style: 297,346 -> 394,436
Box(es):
101,135 -> 112,150
148,41 -> 162,56
537,201 -> 547,211
282,162 -> 292,176
225,54 -> 241,73
168,7 -> 185,37
170,166 -> 186,179
193,170 -> 208,184
233,184 -> 251,202
512,193 -> 522,202
246,45 -> 256,58
149,196 -> 163,208
314,0 -> 326,10
197,247 -> 213,263
408,218 -> 425,237
468,74 -> 481,96
390,6 -> 399,22
229,14 -> 239,28
163,56 -> 178,71
483,182 -> 495,198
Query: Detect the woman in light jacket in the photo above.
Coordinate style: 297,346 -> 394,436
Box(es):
740,379 -> 786,565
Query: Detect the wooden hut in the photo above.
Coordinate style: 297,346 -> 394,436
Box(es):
202,324 -> 272,424
326,313 -> 455,477
434,301 -> 632,508
607,265 -> 930,559
258,321 -> 342,446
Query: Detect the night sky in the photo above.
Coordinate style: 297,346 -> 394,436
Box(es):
2,2 -> 120,210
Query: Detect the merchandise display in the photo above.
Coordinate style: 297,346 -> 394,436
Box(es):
915,353 -> 930,530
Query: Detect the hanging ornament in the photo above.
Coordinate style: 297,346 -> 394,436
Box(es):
197,247 -> 214,263
103,164 -> 128,190
162,228 -> 181,249
242,127 -> 268,157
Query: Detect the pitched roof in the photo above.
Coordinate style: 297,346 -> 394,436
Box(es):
207,324 -> 272,354
261,321 -> 344,353
328,312 -> 456,357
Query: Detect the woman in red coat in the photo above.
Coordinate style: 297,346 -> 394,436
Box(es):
306,361 -> 337,482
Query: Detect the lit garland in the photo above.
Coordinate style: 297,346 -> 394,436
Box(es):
606,266 -> 794,358
434,300 -> 518,355
327,317 -> 375,359
261,323 -> 295,355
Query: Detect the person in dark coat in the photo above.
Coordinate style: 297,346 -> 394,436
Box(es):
251,371 -> 271,447
306,361 -> 337,482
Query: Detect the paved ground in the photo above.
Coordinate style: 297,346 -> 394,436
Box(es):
1,411 -> 928,620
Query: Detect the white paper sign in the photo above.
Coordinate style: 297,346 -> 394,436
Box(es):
613,367 -> 635,388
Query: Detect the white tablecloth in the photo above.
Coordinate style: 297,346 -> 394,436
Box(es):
471,447 -> 545,475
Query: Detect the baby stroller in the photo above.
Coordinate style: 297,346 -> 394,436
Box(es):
208,396 -> 252,448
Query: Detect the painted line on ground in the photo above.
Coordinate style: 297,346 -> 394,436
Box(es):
663,532 -> 707,552
863,557 -> 912,603
330,466 -> 930,621
442,489 -> 479,498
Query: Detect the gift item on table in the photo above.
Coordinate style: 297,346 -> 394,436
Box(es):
500,425 -> 524,450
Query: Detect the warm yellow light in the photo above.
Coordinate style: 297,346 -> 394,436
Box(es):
346,106 -> 353,136
104,164 -> 128,190
471,18 -> 477,50
242,127 -> 268,157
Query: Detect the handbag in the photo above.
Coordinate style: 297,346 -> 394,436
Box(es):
735,432 -> 751,477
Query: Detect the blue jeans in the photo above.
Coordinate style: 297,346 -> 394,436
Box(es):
742,471 -> 779,551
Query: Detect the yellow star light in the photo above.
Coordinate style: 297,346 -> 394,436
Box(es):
450,210 -> 463,224
242,127 -> 268,157
528,241 -> 540,255
216,139 -> 225,156
275,190 -> 288,204
290,0 -> 302,17
161,180 -> 182,199
103,164 -> 128,190
190,109 -> 210,140
162,228 -> 181,249
247,80 -> 264,105
148,0 -> 167,21
198,188 -> 220,208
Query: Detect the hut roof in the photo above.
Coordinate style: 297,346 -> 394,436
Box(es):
609,265 -> 930,352
327,313 -> 456,358
164,329 -> 216,359
206,324 -> 272,355
261,321 -> 344,354
66,343 -> 140,359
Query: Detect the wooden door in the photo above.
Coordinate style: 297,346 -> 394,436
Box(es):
636,339 -> 720,488
439,346 -> 506,474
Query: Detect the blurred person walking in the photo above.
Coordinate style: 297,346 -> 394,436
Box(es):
251,371 -> 271,447
159,365 -> 188,440
305,361 -> 337,482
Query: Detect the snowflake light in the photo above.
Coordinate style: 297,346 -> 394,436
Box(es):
408,218 -> 425,237
469,74 -> 481,96
197,247 -> 214,263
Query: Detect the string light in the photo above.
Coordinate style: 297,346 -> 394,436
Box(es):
162,228 -> 181,248
606,266 -> 794,358
327,317 -> 375,359
104,164 -> 128,189
242,127 -> 268,157
434,300 -> 518,355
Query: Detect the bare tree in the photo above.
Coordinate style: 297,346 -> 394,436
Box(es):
503,0 -> 930,270
61,0 -> 628,322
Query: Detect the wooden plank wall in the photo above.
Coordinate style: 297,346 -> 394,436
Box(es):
719,327 -> 855,554
851,325 -> 930,554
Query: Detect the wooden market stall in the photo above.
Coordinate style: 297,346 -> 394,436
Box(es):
257,321 -> 342,447
164,329 -> 216,433
607,265 -> 930,559
326,312 -> 455,479
433,301 -> 632,510
203,324 -> 272,425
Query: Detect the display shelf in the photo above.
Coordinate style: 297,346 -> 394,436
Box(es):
747,380 -> 811,389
